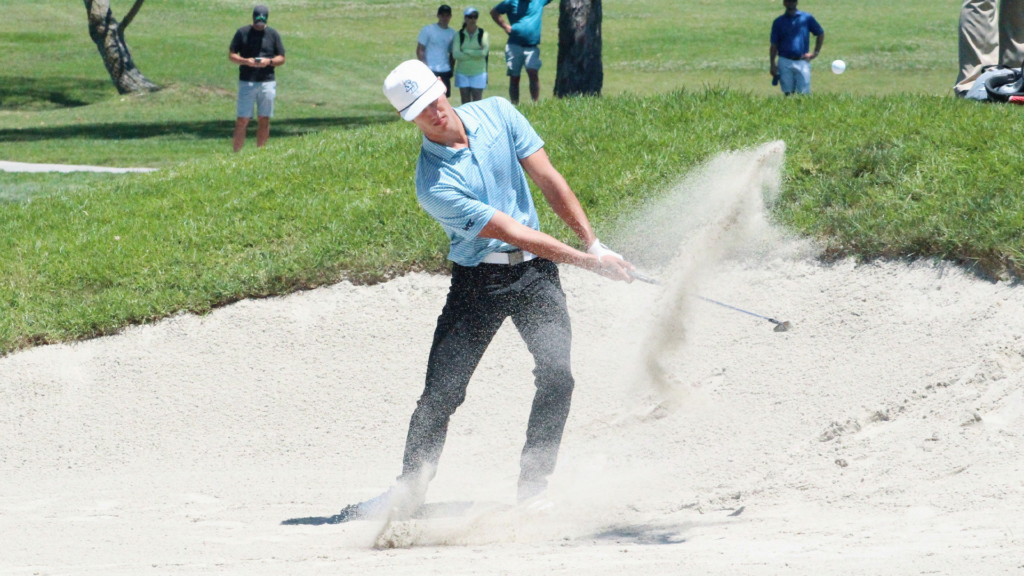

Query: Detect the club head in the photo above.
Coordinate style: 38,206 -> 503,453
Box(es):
773,321 -> 792,332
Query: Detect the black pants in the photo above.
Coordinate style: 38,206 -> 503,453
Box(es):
400,259 -> 575,489
438,70 -> 453,97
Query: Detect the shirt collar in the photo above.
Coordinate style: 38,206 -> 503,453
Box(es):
420,106 -> 479,161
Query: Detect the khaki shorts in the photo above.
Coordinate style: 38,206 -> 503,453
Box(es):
237,80 -> 276,118
504,43 -> 541,77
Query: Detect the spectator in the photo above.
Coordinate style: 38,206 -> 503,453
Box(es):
229,5 -> 286,152
491,0 -> 552,104
417,5 -> 457,96
956,0 -> 1024,96
769,0 -> 824,96
453,7 -> 491,104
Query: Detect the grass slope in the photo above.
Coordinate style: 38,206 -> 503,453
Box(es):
1,0 -> 960,169
3,90 -> 1023,355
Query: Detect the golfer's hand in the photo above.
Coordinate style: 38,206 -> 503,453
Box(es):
770,63 -> 778,76
803,52 -> 817,61
591,254 -> 635,282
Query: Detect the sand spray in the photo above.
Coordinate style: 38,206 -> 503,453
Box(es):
625,141 -> 787,410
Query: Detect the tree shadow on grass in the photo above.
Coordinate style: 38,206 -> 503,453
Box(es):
0,115 -> 397,142
0,77 -> 111,110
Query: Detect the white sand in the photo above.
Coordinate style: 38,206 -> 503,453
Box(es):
0,160 -> 156,173
2,146 -> 1022,574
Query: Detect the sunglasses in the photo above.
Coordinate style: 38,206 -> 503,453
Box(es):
466,14 -> 478,18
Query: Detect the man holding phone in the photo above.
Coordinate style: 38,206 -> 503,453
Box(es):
229,5 -> 286,152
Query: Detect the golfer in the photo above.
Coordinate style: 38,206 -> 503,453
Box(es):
769,0 -> 824,96
417,4 -> 457,96
229,5 -> 286,152
491,0 -> 552,104
339,60 -> 634,520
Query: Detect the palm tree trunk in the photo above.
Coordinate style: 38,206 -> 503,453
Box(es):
84,0 -> 159,94
554,0 -> 602,97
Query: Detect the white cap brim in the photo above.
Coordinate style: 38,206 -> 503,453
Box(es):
399,78 -> 446,121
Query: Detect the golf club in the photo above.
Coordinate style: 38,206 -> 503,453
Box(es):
626,270 -> 793,332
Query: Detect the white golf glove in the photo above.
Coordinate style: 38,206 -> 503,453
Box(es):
587,238 -> 623,262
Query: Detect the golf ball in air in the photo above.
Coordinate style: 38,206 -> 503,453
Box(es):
831,60 -> 847,74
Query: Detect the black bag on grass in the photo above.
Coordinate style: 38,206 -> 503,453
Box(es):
984,66 -> 1024,102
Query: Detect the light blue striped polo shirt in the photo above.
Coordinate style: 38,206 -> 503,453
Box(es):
415,96 -> 545,267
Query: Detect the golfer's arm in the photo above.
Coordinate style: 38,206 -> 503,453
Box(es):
416,43 -> 427,63
520,148 -> 597,249
229,52 -> 249,65
813,33 -> 824,55
479,211 -> 598,269
769,44 -> 778,66
270,54 -> 285,66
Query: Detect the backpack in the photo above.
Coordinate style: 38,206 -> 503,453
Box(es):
982,66 -> 1024,102
458,28 -> 488,68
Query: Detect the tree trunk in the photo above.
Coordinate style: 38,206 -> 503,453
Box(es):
554,0 -> 602,97
84,0 -> 159,94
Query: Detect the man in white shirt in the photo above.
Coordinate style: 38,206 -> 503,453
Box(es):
417,4 -> 457,96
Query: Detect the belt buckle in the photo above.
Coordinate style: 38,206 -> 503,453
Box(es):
508,251 -> 524,266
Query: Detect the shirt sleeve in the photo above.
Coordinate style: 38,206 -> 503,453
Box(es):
493,0 -> 511,15
769,20 -> 779,45
417,181 -> 497,240
417,25 -> 430,45
808,16 -> 824,36
500,99 -> 544,160
230,30 -> 243,54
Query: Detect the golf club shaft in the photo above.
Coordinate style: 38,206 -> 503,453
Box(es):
697,296 -> 784,326
628,271 -> 661,285
626,271 -> 784,327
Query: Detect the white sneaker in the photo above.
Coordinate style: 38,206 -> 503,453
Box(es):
517,480 -> 547,503
338,482 -> 425,522
525,497 -> 555,514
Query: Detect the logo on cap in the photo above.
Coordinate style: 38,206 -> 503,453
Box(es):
403,80 -> 419,94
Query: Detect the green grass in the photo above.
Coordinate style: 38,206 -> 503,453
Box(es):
3,0 -> 1012,355
3,90 -> 1024,355
1,0 -> 961,168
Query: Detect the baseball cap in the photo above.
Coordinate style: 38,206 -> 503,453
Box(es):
253,5 -> 269,21
437,4 -> 452,14
464,7 -> 479,16
383,60 -> 447,121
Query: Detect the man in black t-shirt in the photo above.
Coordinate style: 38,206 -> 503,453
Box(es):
229,5 -> 286,152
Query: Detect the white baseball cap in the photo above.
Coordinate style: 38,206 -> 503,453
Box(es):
383,60 -> 447,122
464,7 -> 479,15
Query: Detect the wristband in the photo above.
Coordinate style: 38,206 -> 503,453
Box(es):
587,238 -> 623,261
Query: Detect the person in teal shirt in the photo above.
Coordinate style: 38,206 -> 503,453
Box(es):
452,7 -> 491,104
490,0 -> 552,104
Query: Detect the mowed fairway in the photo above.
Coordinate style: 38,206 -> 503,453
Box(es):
2,0 -> 959,168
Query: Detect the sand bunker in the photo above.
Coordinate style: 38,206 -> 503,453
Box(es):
2,145 -> 1022,574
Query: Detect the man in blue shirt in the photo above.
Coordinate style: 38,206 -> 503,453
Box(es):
335,60 -> 634,521
491,0 -> 552,104
769,0 -> 825,95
